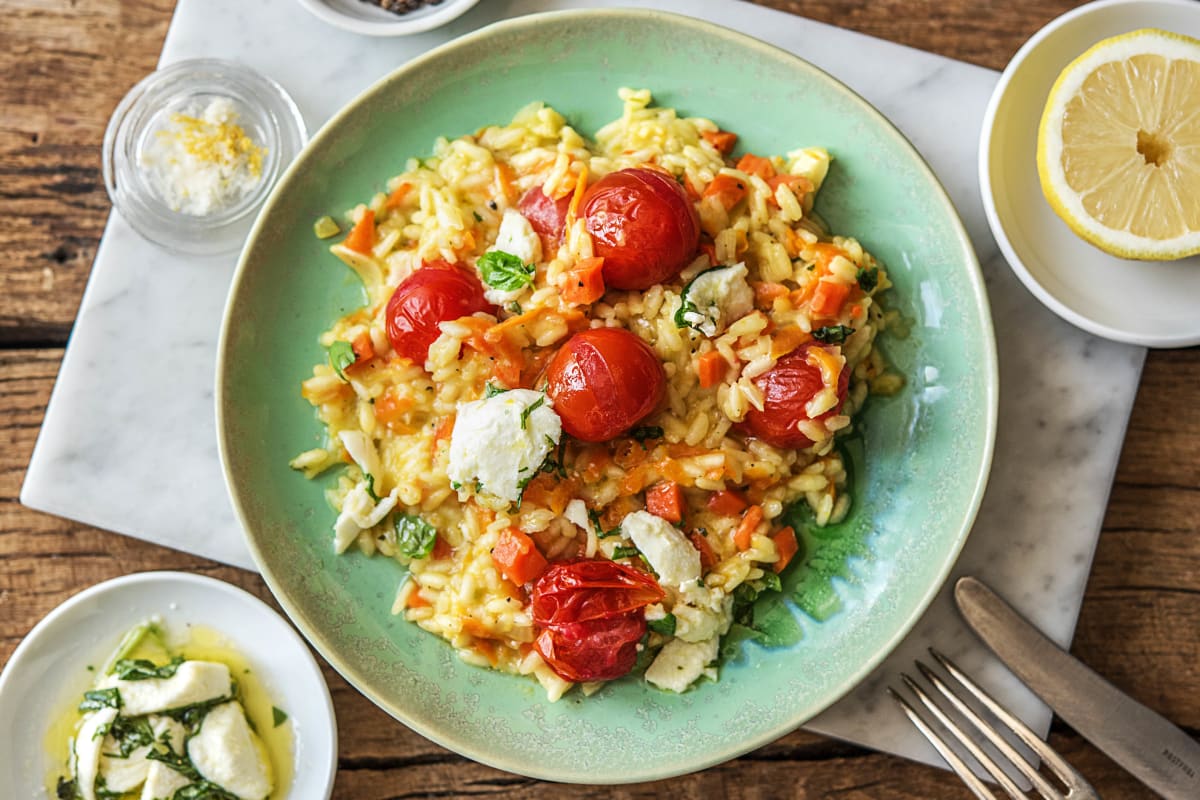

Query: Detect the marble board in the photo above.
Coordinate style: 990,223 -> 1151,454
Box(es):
21,0 -> 1146,771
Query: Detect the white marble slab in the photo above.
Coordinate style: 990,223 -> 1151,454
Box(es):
21,0 -> 1145,772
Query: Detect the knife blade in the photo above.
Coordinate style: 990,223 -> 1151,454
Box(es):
955,575 -> 1200,800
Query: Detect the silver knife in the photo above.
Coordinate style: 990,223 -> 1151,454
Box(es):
955,575 -> 1200,800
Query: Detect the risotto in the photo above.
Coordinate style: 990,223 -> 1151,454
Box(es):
291,88 -> 899,700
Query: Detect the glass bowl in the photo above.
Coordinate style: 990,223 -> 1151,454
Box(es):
103,59 -> 307,255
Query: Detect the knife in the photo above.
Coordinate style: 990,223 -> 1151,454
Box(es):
955,575 -> 1200,800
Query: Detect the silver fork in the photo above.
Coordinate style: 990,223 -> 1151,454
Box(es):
889,649 -> 1100,800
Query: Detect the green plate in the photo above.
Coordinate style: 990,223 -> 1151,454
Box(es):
217,9 -> 997,783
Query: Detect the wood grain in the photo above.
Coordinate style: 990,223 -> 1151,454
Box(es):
1,2 -> 1197,798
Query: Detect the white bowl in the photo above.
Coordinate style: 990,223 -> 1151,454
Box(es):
296,0 -> 480,36
979,0 -> 1200,348
0,572 -> 337,799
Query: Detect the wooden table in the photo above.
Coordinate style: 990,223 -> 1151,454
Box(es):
2,1 -> 1196,797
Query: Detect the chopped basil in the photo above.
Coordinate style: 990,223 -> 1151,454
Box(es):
673,295 -> 699,329
507,301 -> 523,315
102,715 -> 155,758
648,614 -> 677,636
472,211 -> 483,222
450,480 -> 462,490
761,571 -> 783,593
79,687 -> 121,712
629,425 -> 664,443
55,777 -> 77,800
394,514 -> 437,559
272,706 -> 289,727
588,509 -> 621,539
484,382 -> 507,398
364,473 -> 381,502
172,783 -> 240,800
538,435 -> 567,479
611,545 -> 640,560
812,325 -> 855,344
519,395 -> 545,430
328,340 -> 356,381
477,250 -> 534,292
856,266 -> 879,292
112,655 -> 184,681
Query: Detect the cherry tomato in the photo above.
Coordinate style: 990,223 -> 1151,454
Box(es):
581,167 -> 700,290
517,186 -> 571,250
545,327 -> 666,442
737,343 -> 850,449
531,560 -> 665,683
385,262 -> 494,365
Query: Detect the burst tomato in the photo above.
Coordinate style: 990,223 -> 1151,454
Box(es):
385,262 -> 494,365
517,186 -> 572,250
544,327 -> 666,442
738,342 -> 850,448
531,560 -> 665,683
581,167 -> 700,290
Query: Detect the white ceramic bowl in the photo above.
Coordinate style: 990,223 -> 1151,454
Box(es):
0,572 -> 337,799
296,0 -> 480,36
979,0 -> 1200,347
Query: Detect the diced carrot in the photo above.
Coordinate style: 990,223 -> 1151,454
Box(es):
702,173 -> 747,211
619,464 -> 654,495
688,531 -> 719,573
491,528 -> 549,586
494,162 -> 517,204
682,173 -> 704,202
695,351 -> 727,389
433,414 -> 456,442
810,279 -> 851,317
432,534 -> 452,561
707,489 -> 748,517
810,242 -> 847,271
645,481 -> 685,524
733,504 -> 764,551
521,473 -> 578,516
374,389 -> 413,429
771,325 -> 811,359
385,182 -> 412,209
702,129 -> 738,156
766,173 -> 813,195
406,589 -> 431,609
735,153 -> 776,180
771,526 -> 799,573
343,209 -> 376,255
562,257 -> 606,305
752,281 -> 789,308
345,330 -> 375,373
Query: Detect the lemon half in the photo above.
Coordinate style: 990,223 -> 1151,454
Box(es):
1037,28 -> 1200,261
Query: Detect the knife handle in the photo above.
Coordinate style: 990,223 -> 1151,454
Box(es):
956,576 -> 1200,800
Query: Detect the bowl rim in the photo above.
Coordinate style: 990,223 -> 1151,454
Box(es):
217,6 -> 998,781
977,0 -> 1200,348
294,0 -> 481,36
0,570 -> 339,799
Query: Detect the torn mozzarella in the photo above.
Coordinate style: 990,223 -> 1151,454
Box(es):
333,481 -> 401,554
187,701 -> 273,800
484,209 -> 542,305
446,389 -> 561,503
620,510 -> 701,590
679,262 -> 754,337
100,660 -> 232,716
644,636 -> 719,693
72,708 -> 117,800
338,429 -> 382,481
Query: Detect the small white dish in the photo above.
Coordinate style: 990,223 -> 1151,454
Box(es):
296,0 -> 480,36
980,0 -> 1200,348
0,571 -> 337,799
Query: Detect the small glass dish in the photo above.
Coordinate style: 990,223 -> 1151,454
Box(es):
103,59 -> 307,255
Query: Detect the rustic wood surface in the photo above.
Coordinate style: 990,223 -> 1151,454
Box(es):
1,1 -> 1196,798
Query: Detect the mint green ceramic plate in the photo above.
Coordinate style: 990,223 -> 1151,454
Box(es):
217,9 -> 997,783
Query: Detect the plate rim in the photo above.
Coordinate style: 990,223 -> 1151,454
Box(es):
294,0 -> 481,36
978,0 -> 1200,349
217,6 -> 999,782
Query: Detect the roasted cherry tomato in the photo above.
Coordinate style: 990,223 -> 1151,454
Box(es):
581,167 -> 700,291
517,186 -> 571,250
544,327 -> 666,442
737,342 -> 849,449
385,262 -> 494,365
532,560 -> 665,683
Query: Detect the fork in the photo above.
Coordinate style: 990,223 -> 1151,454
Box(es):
889,649 -> 1099,800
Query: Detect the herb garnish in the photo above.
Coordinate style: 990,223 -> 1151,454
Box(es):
101,715 -> 156,759
519,396 -> 545,430
328,340 -> 356,381
484,382 -> 507,398
611,545 -> 641,560
79,687 -> 121,712
856,266 -> 879,292
812,325 -> 855,344
272,706 -> 289,727
648,614 -> 677,636
112,655 -> 184,682
477,250 -> 535,292
394,514 -> 437,559
629,425 -> 664,443
588,509 -> 621,539
364,473 -> 381,502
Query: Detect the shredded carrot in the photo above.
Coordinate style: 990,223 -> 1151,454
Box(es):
345,330 -> 375,374
645,481 -> 685,524
562,257 -> 606,305
810,242 -> 847,271
702,129 -> 738,156
385,182 -> 412,210
771,325 -> 811,359
433,414 -> 456,442
343,209 -> 376,255
406,589 -> 431,609
733,504 -> 764,551
492,528 -> 549,586
735,153 -> 776,180
494,162 -> 517,204
702,173 -> 747,211
695,351 -> 727,389
811,279 -> 851,317
706,489 -> 748,517
688,531 -> 719,573
772,526 -> 799,573
752,281 -> 789,309
564,165 -> 589,228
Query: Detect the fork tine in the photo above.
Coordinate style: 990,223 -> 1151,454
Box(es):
899,673 -> 1029,799
917,660 -> 1061,799
888,687 -> 1002,800
930,649 -> 1100,800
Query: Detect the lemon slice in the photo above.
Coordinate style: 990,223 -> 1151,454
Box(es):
1037,28 -> 1200,261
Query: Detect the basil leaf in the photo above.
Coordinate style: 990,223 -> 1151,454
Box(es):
103,716 -> 156,758
55,777 -> 78,800
79,687 -> 121,712
629,425 -> 663,442
484,382 -> 507,398
328,340 -> 356,381
363,473 -> 381,502
272,706 -> 289,727
856,266 -> 879,292
519,396 -> 545,430
589,509 -> 621,539
394,514 -> 437,559
648,614 -> 677,636
673,295 -> 699,329
611,545 -> 640,560
477,250 -> 534,292
812,325 -> 855,344
113,655 -> 184,682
